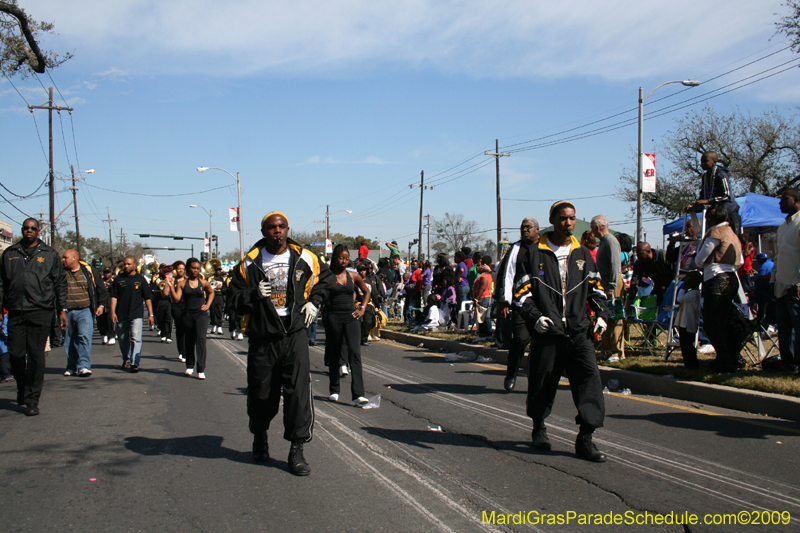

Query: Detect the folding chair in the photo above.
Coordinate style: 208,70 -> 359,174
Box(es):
456,301 -> 474,331
625,295 -> 670,356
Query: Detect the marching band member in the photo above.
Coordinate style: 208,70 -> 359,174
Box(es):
167,258 -> 214,380
209,265 -> 226,334
164,261 -> 187,362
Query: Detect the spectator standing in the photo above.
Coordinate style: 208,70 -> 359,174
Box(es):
676,271 -> 702,369
774,189 -> 800,373
385,241 -> 402,262
473,255 -> 494,341
110,256 -> 154,373
421,260 -> 433,302
494,218 -> 539,391
0,218 -> 67,416
753,252 -> 775,323
453,251 -> 470,327
581,231 -> 598,262
695,205 -> 743,372
591,216 -> 623,361
358,239 -> 369,260
61,249 -> 108,377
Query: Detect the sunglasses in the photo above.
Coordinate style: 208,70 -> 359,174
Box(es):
22,226 -> 39,231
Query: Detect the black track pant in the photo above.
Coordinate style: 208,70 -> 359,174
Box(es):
156,300 -> 173,339
228,311 -> 242,333
360,305 -> 375,343
172,304 -> 186,357
506,309 -> 531,380
526,331 -> 605,430
96,310 -> 113,338
183,311 -> 209,372
209,299 -> 224,327
247,328 -> 314,442
8,309 -> 52,407
324,313 -> 365,400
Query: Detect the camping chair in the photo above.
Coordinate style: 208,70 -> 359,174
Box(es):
625,294 -> 672,357
456,300 -> 474,331
742,299 -> 779,365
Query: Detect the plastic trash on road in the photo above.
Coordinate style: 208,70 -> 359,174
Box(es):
475,355 -> 495,363
444,353 -> 459,362
602,387 -> 610,394
427,425 -> 442,432
361,394 -> 381,409
457,351 -> 477,361
620,388 -> 632,395
606,379 -> 619,391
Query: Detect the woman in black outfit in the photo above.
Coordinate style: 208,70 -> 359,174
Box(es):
167,258 -> 215,379
324,244 -> 372,406
164,261 -> 187,362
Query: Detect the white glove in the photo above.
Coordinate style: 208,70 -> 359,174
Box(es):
594,317 -> 607,335
534,316 -> 555,334
258,280 -> 271,299
301,302 -> 318,328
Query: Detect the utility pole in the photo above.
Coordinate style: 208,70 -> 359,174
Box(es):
485,140 -> 510,258
71,166 -> 80,251
106,208 -> 116,266
28,88 -> 73,245
424,211 -> 432,259
410,171 -> 433,259
325,204 -> 329,242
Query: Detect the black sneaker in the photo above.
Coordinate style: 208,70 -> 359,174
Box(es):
503,377 -> 516,392
532,427 -> 551,451
131,365 -> 139,373
25,405 -> 40,417
575,433 -> 606,462
252,432 -> 269,462
16,390 -> 25,406
288,440 -> 311,476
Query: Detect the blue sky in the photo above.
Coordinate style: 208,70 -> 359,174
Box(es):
2,0 -> 799,263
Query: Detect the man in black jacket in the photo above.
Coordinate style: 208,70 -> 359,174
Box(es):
516,202 -> 609,462
0,218 -> 68,416
493,217 -> 539,391
229,212 -> 332,476
61,249 -> 108,377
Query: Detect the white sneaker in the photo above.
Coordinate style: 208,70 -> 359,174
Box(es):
161,337 -> 167,342
353,397 -> 369,406
166,338 -> 173,344
329,393 -> 339,401
606,355 -> 620,363
150,325 -> 155,331
185,368 -> 194,376
108,338 -> 116,345
102,336 -> 108,345
340,364 -> 349,376
178,354 -> 186,363
197,372 -> 206,380
237,333 -> 244,340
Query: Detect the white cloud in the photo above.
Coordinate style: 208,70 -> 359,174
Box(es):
363,156 -> 389,165
34,0 -> 787,83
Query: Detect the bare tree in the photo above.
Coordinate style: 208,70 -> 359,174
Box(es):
432,213 -> 478,254
619,106 -> 800,218
776,1 -> 800,53
0,1 -> 71,78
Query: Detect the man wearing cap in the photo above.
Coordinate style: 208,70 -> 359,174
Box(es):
229,211 -> 332,476
493,217 -> 539,391
515,201 -> 609,462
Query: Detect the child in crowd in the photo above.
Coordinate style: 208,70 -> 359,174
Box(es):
414,294 -> 441,332
440,276 -> 456,326
676,271 -> 703,369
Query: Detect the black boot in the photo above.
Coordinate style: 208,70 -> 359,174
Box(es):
531,423 -> 551,451
252,431 -> 269,462
575,431 -> 606,463
288,440 -> 311,476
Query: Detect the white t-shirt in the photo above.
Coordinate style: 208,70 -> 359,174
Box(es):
547,238 -> 571,292
261,248 -> 291,316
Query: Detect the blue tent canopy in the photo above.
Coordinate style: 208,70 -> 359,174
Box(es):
662,192 -> 784,235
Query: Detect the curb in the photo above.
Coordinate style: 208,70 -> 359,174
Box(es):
379,329 -> 800,423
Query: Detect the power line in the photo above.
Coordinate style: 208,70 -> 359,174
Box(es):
0,174 -> 48,198
503,193 -> 617,202
84,183 -> 234,197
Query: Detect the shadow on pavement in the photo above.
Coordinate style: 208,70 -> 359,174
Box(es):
608,412 -> 800,439
385,382 -> 501,395
125,435 -> 252,463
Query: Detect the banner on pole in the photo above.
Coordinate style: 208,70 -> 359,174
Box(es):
325,238 -> 333,254
229,207 -> 239,232
643,153 -> 656,193
204,237 -> 211,253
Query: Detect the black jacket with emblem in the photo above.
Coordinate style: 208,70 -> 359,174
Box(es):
229,238 -> 332,338
0,239 -> 67,311
514,232 -> 608,337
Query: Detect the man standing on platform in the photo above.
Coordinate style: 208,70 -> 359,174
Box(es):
0,218 -> 67,416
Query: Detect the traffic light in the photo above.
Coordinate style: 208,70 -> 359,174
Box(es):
91,258 -> 98,268
200,252 -> 209,262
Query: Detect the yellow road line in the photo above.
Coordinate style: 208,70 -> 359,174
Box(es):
606,392 -> 800,435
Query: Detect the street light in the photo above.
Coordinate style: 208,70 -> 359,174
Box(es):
197,166 -> 244,258
190,204 -> 213,258
324,205 -> 352,241
636,79 -> 700,244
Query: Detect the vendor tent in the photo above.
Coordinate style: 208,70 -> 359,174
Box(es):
662,193 -> 784,235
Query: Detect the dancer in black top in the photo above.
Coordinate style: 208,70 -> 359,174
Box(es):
167,258 -> 214,379
324,244 -> 372,406
164,261 -> 187,362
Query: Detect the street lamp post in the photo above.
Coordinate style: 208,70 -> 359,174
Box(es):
636,79 -> 700,244
197,167 -> 244,258
324,205 -> 353,242
190,204 -> 213,258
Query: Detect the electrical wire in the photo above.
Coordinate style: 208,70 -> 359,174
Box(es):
503,193 -> 617,202
84,183 -> 235,197
0,189 -> 33,218
0,174 -> 48,198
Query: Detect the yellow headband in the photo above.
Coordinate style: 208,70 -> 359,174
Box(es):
261,211 -> 289,228
549,200 -> 575,218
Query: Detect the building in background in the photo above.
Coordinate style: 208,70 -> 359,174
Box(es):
0,219 -> 12,253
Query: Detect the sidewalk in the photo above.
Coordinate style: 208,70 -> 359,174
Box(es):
379,329 -> 800,423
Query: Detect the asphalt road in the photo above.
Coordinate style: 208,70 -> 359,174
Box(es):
1,325 -> 799,532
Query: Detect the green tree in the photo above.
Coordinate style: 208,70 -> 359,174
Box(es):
619,106 -> 800,218
0,1 -> 71,78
